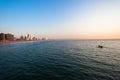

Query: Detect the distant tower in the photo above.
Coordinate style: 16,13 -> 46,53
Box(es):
26,34 -> 31,40
20,35 -> 24,40
27,34 -> 29,37
25,36 -> 27,40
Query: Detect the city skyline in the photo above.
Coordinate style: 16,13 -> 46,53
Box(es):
0,0 -> 120,39
0,32 -> 48,42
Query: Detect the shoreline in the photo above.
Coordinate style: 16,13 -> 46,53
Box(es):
1,39 -> 120,44
0,40 -> 42,44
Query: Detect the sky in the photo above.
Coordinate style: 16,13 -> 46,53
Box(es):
0,0 -> 120,39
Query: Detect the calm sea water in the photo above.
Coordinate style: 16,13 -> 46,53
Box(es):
0,40 -> 120,80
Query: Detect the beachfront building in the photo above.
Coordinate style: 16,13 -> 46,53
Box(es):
0,33 -> 14,41
5,33 -> 14,41
0,33 -> 5,41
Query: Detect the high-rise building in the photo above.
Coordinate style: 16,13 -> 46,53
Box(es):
20,35 -> 24,40
25,34 -> 31,40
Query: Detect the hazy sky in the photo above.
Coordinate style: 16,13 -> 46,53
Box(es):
0,0 -> 120,39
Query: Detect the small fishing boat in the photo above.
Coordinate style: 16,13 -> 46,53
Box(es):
98,45 -> 103,48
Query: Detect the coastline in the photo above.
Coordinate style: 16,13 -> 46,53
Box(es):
0,40 -> 41,44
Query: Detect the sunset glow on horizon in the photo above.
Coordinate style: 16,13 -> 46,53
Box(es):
0,0 -> 120,39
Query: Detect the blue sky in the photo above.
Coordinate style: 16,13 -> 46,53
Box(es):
0,0 -> 120,39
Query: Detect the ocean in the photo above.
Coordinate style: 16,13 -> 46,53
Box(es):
0,40 -> 120,80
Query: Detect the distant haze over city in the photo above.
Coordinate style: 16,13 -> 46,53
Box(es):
0,0 -> 120,39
